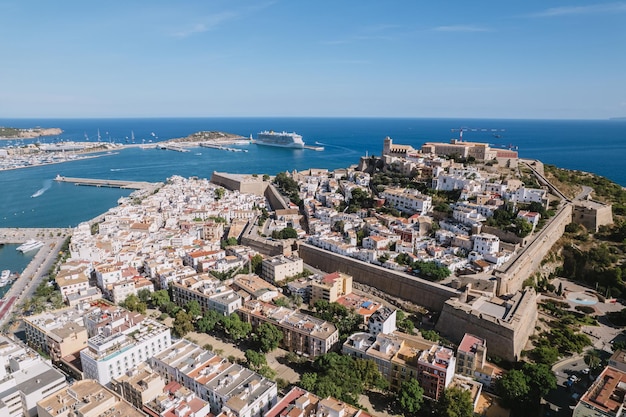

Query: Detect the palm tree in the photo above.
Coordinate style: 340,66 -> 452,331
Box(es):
584,350 -> 601,370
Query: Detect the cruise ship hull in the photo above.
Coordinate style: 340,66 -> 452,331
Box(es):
252,140 -> 304,149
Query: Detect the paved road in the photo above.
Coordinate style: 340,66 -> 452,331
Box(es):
0,229 -> 71,329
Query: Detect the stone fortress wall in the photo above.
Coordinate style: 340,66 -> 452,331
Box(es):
494,204 -> 573,295
436,288 -> 538,362
298,243 -> 461,311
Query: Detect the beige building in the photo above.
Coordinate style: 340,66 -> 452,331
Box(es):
232,273 -> 280,302
261,255 -> 304,284
455,333 -> 487,378
110,363 -> 165,409
238,300 -> 339,357
574,366 -> 626,417
310,272 -> 353,304
23,304 -> 90,362
55,266 -> 91,302
47,322 -> 88,363
170,274 -> 240,315
37,379 -> 146,417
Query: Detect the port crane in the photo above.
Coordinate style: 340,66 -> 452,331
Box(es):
450,127 -> 506,141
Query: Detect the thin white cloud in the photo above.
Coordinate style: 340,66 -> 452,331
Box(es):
172,11 -> 240,38
321,23 -> 400,45
531,2 -> 626,17
172,2 -> 276,39
433,25 -> 491,32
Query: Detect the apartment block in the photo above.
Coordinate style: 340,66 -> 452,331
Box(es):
110,363 -> 165,409
310,272 -> 353,304
80,316 -> 171,386
456,333 -> 487,378
265,386 -> 372,417
23,304 -> 90,362
0,336 -> 67,417
150,340 -> 277,417
37,379 -> 145,417
574,366 -> 626,417
170,274 -> 241,316
238,300 -> 339,357
261,255 -> 303,284
144,381 -> 211,417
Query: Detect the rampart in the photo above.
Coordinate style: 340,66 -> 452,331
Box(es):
494,204 -> 573,295
298,243 -> 460,311
436,288 -> 538,361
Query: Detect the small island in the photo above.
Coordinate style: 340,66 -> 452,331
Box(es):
0,126 -> 63,139
168,131 -> 247,144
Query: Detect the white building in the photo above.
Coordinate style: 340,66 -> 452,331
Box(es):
80,318 -> 171,386
380,188 -> 432,215
472,233 -> 499,256
0,336 -> 67,417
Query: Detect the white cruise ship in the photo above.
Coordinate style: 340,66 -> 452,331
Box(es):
16,239 -> 44,253
254,131 -> 305,148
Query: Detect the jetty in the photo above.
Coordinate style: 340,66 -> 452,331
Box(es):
55,175 -> 155,189
157,143 -> 190,152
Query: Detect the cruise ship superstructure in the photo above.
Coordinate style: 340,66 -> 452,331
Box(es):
254,130 -> 306,148
16,239 -> 44,253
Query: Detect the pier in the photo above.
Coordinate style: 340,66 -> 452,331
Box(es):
55,175 -> 155,189
157,143 -> 190,152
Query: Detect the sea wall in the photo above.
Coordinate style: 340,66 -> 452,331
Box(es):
298,243 -> 460,311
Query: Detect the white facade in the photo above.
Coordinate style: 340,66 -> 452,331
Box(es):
380,188 -> 432,215
80,319 -> 171,386
0,336 -> 67,417
472,233 -> 500,256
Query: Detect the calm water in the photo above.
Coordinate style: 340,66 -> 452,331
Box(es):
1,117 -> 625,231
0,244 -> 36,295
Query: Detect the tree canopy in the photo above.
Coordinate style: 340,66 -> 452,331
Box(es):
435,387 -> 474,417
254,322 -> 284,352
397,378 -> 424,416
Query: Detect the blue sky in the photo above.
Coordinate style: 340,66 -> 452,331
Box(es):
1,1 -> 624,119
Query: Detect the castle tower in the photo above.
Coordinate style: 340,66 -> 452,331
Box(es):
383,136 -> 392,156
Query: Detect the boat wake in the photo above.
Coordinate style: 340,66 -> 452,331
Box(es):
31,179 -> 53,198
110,168 -> 125,172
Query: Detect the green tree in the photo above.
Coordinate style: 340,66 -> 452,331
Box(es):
531,345 -> 560,366
137,288 -> 151,303
435,387 -> 474,417
254,322 -> 284,352
584,350 -> 601,370
173,310 -> 194,337
522,362 -> 557,406
398,379 -> 424,416
197,310 -> 221,333
214,187 -> 225,200
512,218 -> 533,238
245,349 -> 267,370
186,300 -> 202,318
496,369 -> 529,409
151,289 -> 170,309
249,254 -> 263,275
223,313 -> 252,341
220,237 -> 239,248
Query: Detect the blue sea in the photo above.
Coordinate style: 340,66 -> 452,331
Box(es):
1,117 -> 625,232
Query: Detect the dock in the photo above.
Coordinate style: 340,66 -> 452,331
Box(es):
55,175 -> 155,189
157,143 -> 190,152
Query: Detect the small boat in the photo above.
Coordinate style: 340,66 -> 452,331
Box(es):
0,270 -> 11,287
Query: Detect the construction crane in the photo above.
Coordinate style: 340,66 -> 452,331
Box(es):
450,127 -> 506,142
